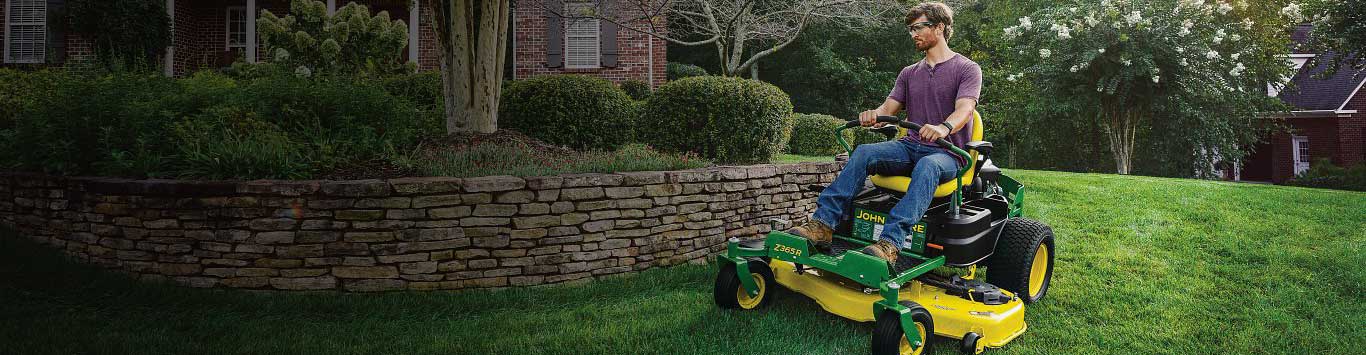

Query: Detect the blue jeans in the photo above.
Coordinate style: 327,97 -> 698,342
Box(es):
812,140 -> 960,249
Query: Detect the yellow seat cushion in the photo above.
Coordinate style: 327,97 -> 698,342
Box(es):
869,110 -> 984,197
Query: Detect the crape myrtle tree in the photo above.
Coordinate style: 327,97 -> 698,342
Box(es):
426,0 -> 512,134
1001,0 -> 1298,175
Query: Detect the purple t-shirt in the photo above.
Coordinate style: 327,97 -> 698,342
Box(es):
887,53 -> 982,166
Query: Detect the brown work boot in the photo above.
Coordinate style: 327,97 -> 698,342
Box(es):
786,219 -> 833,245
860,239 -> 899,265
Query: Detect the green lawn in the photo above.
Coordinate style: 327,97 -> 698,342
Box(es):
774,153 -> 839,164
2,170 -> 1363,354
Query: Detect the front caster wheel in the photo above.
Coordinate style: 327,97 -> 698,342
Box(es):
713,259 -> 775,310
961,332 -> 982,354
872,302 -> 934,355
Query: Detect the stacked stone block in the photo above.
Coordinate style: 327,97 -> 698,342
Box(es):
0,162 -> 842,291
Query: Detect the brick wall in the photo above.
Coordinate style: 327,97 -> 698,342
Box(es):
1272,116 -> 1342,183
1339,86 -> 1366,167
513,2 -> 668,89
0,163 -> 841,292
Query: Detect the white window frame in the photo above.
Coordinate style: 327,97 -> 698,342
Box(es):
1292,135 -> 1310,175
4,0 -> 47,64
563,1 -> 600,69
226,6 -> 248,50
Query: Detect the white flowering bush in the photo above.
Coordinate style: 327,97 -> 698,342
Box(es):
1001,0 -> 1298,175
258,0 -> 411,77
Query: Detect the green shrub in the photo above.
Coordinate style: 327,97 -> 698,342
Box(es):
227,74 -> 424,171
11,72 -> 187,176
1287,158 -> 1366,192
787,113 -> 852,156
171,108 -> 311,179
638,76 -> 794,163
7,69 -> 426,179
666,62 -> 708,81
500,75 -> 636,150
619,80 -> 652,100
398,142 -> 710,178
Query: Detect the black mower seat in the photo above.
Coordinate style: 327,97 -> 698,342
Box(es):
868,110 -> 984,198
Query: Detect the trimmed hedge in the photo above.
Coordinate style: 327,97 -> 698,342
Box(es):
787,113 -> 852,156
619,80 -> 652,101
639,76 -> 794,164
500,75 -> 636,150
666,62 -> 708,81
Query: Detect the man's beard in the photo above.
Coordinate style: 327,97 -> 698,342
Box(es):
915,37 -> 936,51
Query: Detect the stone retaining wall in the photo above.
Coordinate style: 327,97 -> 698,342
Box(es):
0,162 -> 842,291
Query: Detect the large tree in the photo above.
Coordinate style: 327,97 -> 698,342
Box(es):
427,0 -> 511,134
1301,0 -> 1366,77
578,0 -> 901,78
1002,0 -> 1297,175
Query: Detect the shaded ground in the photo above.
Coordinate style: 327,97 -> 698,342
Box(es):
2,170 -> 1363,354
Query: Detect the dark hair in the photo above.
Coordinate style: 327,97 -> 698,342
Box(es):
906,2 -> 954,40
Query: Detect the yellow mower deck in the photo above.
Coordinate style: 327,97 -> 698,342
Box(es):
770,260 -> 1027,353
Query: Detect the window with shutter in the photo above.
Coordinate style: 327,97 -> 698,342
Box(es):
4,0 -> 47,64
564,1 -> 599,69
227,6 -> 248,49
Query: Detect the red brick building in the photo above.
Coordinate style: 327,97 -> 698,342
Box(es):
1232,26 -> 1365,184
3,0 -> 665,87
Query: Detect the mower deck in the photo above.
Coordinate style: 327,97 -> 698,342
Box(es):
769,258 -> 1027,352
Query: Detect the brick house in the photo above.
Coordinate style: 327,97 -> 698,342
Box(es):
1231,25 -> 1365,184
2,0 -> 666,87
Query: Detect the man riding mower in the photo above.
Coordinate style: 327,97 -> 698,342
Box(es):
712,113 -> 1056,355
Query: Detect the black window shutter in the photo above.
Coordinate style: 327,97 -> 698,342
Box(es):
599,0 -> 617,68
47,0 -> 66,64
544,0 -> 564,68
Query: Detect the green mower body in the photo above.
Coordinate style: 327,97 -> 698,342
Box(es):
713,115 -> 1056,355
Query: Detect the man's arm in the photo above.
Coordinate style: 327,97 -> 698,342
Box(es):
918,98 -> 976,141
859,98 -> 905,126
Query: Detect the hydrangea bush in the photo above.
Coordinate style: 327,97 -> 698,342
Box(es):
1001,0 -> 1300,175
257,0 -> 411,78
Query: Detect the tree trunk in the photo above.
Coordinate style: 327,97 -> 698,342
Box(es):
749,61 -> 758,80
433,0 -> 507,135
1103,107 -> 1137,175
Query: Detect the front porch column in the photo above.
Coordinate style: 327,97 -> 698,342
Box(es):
164,0 -> 175,76
246,0 -> 257,63
327,0 -> 336,15
409,0 -> 419,67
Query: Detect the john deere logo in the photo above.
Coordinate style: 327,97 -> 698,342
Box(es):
773,244 -> 803,257
856,211 -> 886,224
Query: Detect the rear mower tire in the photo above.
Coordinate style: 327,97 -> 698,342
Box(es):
872,301 -> 934,355
985,218 -> 1055,304
713,259 -> 776,310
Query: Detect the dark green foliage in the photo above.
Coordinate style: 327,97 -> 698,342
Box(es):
619,80 -> 652,101
639,76 -> 794,163
500,75 -> 636,151
1288,159 -> 1366,191
786,113 -> 850,156
398,142 -> 710,178
170,108 -> 312,179
666,62 -> 708,81
65,0 -> 170,71
5,70 -> 424,179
